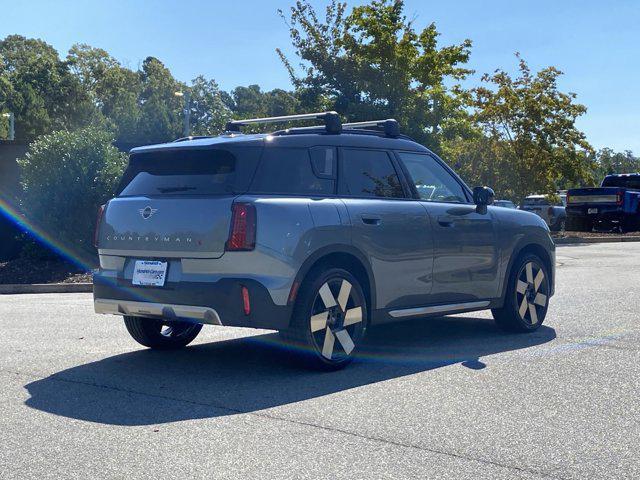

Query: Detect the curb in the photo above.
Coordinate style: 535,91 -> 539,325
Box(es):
554,236 -> 640,245
0,283 -> 93,295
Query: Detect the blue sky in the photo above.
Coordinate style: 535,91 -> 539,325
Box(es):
2,0 -> 639,153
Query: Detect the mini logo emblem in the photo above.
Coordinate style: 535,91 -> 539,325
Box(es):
139,206 -> 158,219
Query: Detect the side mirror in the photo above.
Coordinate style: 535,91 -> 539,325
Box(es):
473,186 -> 495,214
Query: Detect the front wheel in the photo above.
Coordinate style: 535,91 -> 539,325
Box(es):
492,254 -> 550,333
284,267 -> 367,370
123,316 -> 202,350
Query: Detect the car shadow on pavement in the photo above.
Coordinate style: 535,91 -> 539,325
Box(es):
24,315 -> 556,426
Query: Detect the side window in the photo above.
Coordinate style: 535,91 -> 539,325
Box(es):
310,146 -> 337,179
340,149 -> 405,199
250,147 -> 335,195
398,152 -> 468,203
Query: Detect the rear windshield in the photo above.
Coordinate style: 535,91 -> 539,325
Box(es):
522,198 -> 548,206
117,147 -> 261,196
601,176 -> 640,189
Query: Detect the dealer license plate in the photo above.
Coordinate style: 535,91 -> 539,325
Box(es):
132,260 -> 168,287
588,208 -> 598,214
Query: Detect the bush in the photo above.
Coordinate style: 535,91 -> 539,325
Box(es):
17,127 -> 127,264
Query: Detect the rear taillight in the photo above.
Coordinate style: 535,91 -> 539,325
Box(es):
225,203 -> 256,251
547,206 -> 554,216
616,191 -> 623,205
94,204 -> 106,248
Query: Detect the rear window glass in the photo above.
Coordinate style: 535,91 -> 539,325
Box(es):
523,198 -> 549,206
340,149 -> 405,198
602,176 -> 640,189
117,147 -> 261,196
249,147 -> 335,195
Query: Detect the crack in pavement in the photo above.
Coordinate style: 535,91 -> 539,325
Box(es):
1,367 -> 565,480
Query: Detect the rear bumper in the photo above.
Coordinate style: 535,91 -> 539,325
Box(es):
566,205 -> 623,218
93,274 -> 292,331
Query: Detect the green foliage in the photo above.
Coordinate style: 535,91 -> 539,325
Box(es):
444,55 -> 595,202
188,75 -> 232,136
0,35 -> 98,142
223,84 -> 301,132
1,3 -> 636,212
277,0 -> 473,152
593,148 -> 640,180
17,127 -> 127,260
67,44 -> 142,143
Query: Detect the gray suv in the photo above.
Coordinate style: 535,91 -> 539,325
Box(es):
94,112 -> 555,369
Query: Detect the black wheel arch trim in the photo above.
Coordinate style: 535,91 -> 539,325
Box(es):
500,236 -> 555,304
290,244 -> 377,311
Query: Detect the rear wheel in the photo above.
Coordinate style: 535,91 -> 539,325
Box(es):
551,217 -> 566,232
621,215 -> 639,233
566,216 -> 591,232
283,268 -> 367,370
123,316 -> 202,349
492,254 -> 550,333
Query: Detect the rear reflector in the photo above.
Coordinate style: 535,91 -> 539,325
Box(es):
225,203 -> 256,251
94,204 -> 106,248
241,286 -> 251,315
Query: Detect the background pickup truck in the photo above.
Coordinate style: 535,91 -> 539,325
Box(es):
566,174 -> 640,232
520,194 -> 566,231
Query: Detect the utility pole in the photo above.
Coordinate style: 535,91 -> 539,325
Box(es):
174,91 -> 191,137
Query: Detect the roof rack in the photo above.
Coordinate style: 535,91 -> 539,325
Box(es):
343,119 -> 400,137
226,111 -> 342,134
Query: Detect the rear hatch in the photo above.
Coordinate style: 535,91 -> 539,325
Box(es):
520,197 -> 549,214
566,187 -> 621,205
98,145 -> 262,258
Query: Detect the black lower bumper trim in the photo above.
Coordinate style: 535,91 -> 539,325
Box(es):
93,275 -> 292,331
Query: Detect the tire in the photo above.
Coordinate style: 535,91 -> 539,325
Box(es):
123,315 -> 202,350
566,216 -> 591,232
551,217 -> 565,232
492,253 -> 550,333
283,267 -> 368,370
621,216 -> 639,233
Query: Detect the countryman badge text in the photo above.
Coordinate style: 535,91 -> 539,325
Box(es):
106,235 -> 193,243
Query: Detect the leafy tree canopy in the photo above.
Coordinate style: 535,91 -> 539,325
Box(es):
0,35 -> 97,142
444,55 -> 594,202
277,0 -> 473,152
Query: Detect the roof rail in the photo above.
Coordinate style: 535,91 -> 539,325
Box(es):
226,111 -> 342,134
342,119 -> 400,137
173,135 -> 214,143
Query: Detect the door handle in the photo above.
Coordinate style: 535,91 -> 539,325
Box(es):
361,215 -> 382,226
437,218 -> 454,227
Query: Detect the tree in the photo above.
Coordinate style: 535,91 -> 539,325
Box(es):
0,35 -> 97,142
277,0 -> 473,152
223,85 -> 300,131
135,57 -> 183,144
17,126 -> 127,262
67,44 -> 141,143
188,75 -> 231,136
593,148 -> 640,179
445,55 -> 594,202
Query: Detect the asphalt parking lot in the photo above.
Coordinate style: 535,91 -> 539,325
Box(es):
1,242 -> 638,479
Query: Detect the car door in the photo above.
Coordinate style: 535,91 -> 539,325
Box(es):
396,151 -> 500,303
338,148 -> 434,310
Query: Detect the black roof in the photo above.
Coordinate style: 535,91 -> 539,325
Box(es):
130,130 -> 430,155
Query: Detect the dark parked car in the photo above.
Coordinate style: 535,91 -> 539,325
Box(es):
93,112 -> 556,370
566,174 -> 640,232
